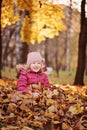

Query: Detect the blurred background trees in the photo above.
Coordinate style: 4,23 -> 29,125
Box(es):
0,0 -> 87,85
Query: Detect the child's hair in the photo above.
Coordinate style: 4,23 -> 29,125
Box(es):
26,51 -> 45,66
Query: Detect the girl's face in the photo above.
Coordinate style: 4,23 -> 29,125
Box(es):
30,61 -> 42,72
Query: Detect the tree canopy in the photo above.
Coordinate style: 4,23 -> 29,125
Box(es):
1,0 -> 66,44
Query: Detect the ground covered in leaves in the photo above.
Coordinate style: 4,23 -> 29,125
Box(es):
0,79 -> 87,130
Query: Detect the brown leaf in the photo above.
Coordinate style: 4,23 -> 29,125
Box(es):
74,115 -> 87,130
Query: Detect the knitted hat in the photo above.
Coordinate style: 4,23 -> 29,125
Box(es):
26,52 -> 44,66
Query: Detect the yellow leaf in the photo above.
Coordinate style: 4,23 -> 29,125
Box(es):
69,104 -> 84,115
30,121 -> 43,128
48,105 -> 57,113
46,99 -> 54,106
62,122 -> 72,130
53,89 -> 59,95
0,79 -> 6,87
22,126 -> 33,130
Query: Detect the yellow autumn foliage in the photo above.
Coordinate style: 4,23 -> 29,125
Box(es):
1,0 -> 66,44
20,1 -> 66,44
1,0 -> 20,28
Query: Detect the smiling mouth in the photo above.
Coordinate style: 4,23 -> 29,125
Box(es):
34,67 -> 39,69
33,68 -> 40,71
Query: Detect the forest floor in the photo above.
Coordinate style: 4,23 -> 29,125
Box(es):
0,67 -> 87,130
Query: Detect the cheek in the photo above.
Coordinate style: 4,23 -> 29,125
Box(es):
30,64 -> 34,69
39,64 -> 42,69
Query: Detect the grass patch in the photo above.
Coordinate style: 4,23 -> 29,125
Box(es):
48,70 -> 87,85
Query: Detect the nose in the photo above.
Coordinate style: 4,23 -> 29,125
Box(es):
34,63 -> 39,66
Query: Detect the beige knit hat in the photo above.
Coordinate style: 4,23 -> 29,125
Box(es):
26,52 -> 44,66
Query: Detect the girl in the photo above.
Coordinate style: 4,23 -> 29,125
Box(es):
17,51 -> 51,94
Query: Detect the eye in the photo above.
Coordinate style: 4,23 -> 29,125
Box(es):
38,62 -> 42,65
31,63 -> 35,66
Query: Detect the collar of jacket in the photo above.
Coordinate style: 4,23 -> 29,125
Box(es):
29,70 -> 42,74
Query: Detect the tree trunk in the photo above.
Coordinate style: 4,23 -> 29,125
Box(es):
74,28 -> 87,85
21,43 -> 29,64
66,0 -> 72,75
44,38 -> 49,66
74,0 -> 87,85
85,46 -> 87,75
0,0 -> 2,78
15,38 -> 29,64
55,36 -> 59,77
15,10 -> 29,64
15,21 -> 22,64
66,34 -> 71,75
3,28 -> 15,66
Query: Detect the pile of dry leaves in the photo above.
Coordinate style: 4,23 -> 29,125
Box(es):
0,79 -> 87,130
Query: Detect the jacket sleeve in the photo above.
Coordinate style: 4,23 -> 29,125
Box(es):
17,69 -> 31,93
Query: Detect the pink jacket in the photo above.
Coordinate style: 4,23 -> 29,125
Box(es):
17,69 -> 50,93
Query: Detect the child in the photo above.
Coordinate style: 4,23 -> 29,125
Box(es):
17,51 -> 51,94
